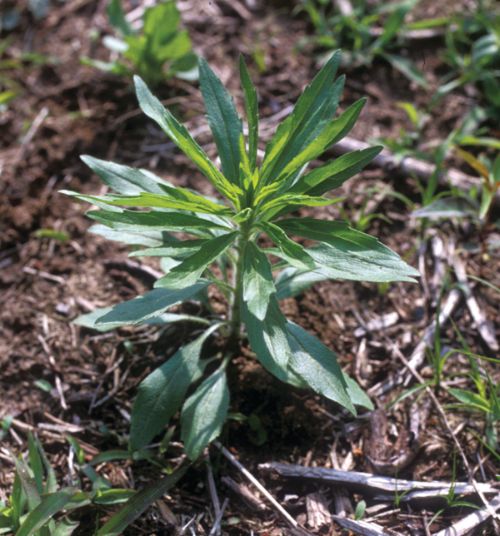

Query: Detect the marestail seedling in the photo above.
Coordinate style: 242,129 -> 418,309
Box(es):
84,0 -> 198,87
65,51 -> 419,460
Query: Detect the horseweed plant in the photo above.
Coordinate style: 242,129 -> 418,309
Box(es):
65,52 -> 419,460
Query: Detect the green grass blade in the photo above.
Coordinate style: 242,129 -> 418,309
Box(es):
96,466 -> 188,536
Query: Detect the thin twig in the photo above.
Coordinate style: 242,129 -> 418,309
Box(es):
213,441 -> 298,527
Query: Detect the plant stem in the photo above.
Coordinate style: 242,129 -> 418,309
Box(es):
229,219 -> 252,344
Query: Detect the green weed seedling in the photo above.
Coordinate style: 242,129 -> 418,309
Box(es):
437,8 -> 500,121
297,0 -> 429,87
0,434 -> 136,535
65,51 -> 419,462
85,0 -> 197,87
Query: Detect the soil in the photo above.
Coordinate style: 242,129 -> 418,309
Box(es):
1,1 -> 499,535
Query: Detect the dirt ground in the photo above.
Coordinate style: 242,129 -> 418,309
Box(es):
0,1 -> 499,534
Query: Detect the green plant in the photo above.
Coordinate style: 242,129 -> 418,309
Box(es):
0,434 -> 135,535
65,52 -> 419,461
85,0 -> 197,87
436,8 -> 500,121
297,0 -> 428,87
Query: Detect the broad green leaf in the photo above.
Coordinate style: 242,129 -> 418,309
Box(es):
342,373 -> 374,410
277,218 -> 419,282
143,1 -> 179,38
155,231 -> 238,288
258,221 -> 314,270
242,242 -> 275,321
80,156 -> 167,195
181,368 -> 230,460
199,58 -> 242,183
134,76 -> 241,204
130,326 -> 218,450
96,466 -> 187,536
261,51 -> 343,183
89,225 -> 164,247
291,147 -> 382,196
239,56 -> 259,170
88,209 -> 232,234
107,0 -> 133,36
286,322 -> 355,414
16,490 -> 73,536
243,297 -> 292,375
274,99 -> 366,183
96,282 -> 209,325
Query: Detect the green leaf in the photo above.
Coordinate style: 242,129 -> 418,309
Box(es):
155,231 -> 238,288
16,490 -> 73,536
130,326 -> 218,450
290,147 -> 382,196
14,458 -> 40,511
96,466 -> 187,536
275,267 -> 327,299
342,373 -> 374,410
274,98 -> 366,184
107,0 -> 133,36
260,193 -> 338,220
382,53 -> 428,88
51,517 -> 79,536
129,240 -> 205,258
72,190 -> 232,216
80,156 -> 167,194
261,51 -> 343,183
286,322 -> 356,414
277,218 -> 419,282
199,58 -> 242,183
412,197 -> 477,219
181,368 -> 230,460
242,242 -> 276,321
243,297 -> 292,376
27,434 -> 44,494
258,221 -> 314,270
134,76 -> 241,204
447,388 -> 490,413
89,224 -> 164,247
239,56 -> 259,171
87,209 -> 232,234
96,282 -> 209,325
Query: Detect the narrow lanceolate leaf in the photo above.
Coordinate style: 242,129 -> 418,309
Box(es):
199,58 -> 242,183
242,242 -> 276,321
80,156 -> 167,195
16,490 -> 73,536
75,190 -> 231,216
258,221 -> 314,270
155,231 -> 238,288
130,326 -> 218,450
286,322 -> 356,414
88,209 -> 232,234
181,368 -> 230,460
243,297 -> 292,376
277,218 -> 419,282
96,282 -> 209,325
96,466 -> 188,536
89,224 -> 164,247
261,51 -> 343,183
259,193 -> 338,220
239,56 -> 259,170
129,239 -> 205,258
290,146 -> 382,196
134,76 -> 242,204
274,98 -> 366,183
